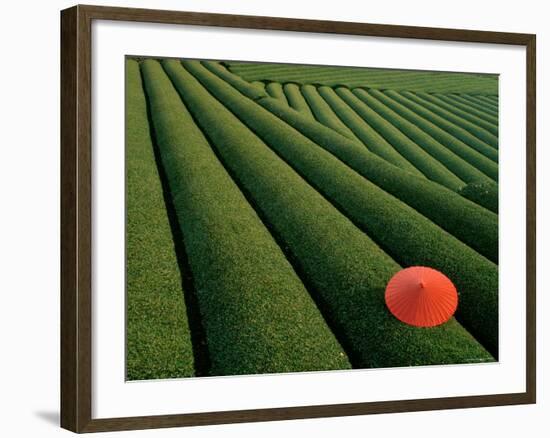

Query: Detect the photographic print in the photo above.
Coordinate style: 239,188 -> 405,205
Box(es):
125,57 -> 499,381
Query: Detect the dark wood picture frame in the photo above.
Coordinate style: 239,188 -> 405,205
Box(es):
61,4 -> 536,433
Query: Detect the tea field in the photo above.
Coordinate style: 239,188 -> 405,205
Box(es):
126,58 -> 499,380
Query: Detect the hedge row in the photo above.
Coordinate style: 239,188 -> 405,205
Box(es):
316,86 -> 425,176
230,66 -> 420,81
176,59 -> 494,367
142,59 -> 351,376
126,59 -> 195,380
329,87 -> 464,190
351,88 -> 493,185
251,80 -> 265,92
283,83 -> 315,119
189,60 -> 499,357
266,82 -> 289,104
201,61 -> 498,265
457,94 -> 499,117
206,62 -> 270,98
229,62 -> 496,79
368,89 -> 499,179
228,63 -> 488,84
468,95 -> 499,112
227,62 -> 498,94
435,94 -> 499,126
301,84 -> 360,141
394,91 -> 498,152
230,64 -> 367,75
229,64 -> 418,79
459,182 -> 499,214
265,95 -> 500,263
385,90 -> 498,163
404,91 -> 499,140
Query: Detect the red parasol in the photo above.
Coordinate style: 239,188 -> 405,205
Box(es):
385,266 -> 458,327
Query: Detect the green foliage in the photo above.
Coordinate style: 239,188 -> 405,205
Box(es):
202,61 -> 498,265
226,62 -> 498,94
142,59 -> 351,376
125,59 -> 195,380
127,58 -> 501,376
459,182 -> 499,214
251,80 -> 266,92
332,87 -> 464,190
474,95 -> 499,110
317,86 -> 424,175
187,60 -> 498,358
456,94 -> 499,117
283,83 -> 315,119
408,92 -> 499,139
436,94 -> 499,126
301,84 -> 360,141
389,90 -> 499,155
176,59 -> 494,367
350,88 -> 493,185
368,89 -> 498,179
265,82 -> 288,104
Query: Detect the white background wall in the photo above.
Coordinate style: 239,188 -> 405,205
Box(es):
0,0 -> 546,436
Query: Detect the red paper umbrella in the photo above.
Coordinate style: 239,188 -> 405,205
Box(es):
385,266 -> 458,327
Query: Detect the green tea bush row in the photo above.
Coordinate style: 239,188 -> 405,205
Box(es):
369,89 -> 498,178
301,84 -> 360,141
227,63 -> 498,94
283,83 -> 315,119
202,61 -> 498,265
142,59 -> 351,376
317,86 -> 424,176
330,87 -> 464,190
266,82 -> 289,104
351,88 -> 493,185
459,182 -> 499,214
456,94 -> 499,117
391,91 -> 499,154
409,92 -> 498,139
251,80 -> 265,92
436,94 -> 499,126
175,59 -> 494,366
188,60 -> 499,357
227,62 -> 494,84
468,95 -> 499,112
394,91 -> 498,153
126,59 -> 195,380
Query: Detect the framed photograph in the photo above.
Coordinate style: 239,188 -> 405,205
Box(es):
60,4 -> 536,433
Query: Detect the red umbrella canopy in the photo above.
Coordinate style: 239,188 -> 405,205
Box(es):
385,266 -> 458,327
